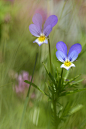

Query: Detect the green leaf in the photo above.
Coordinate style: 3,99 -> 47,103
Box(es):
42,62 -> 56,84
61,88 -> 86,96
64,74 -> 81,87
24,80 -> 45,95
67,78 -> 85,88
69,104 -> 83,115
70,78 -> 85,85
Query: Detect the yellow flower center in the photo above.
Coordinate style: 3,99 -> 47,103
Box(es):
38,35 -> 46,42
64,60 -> 72,67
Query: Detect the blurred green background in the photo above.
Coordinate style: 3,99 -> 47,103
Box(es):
0,0 -> 86,128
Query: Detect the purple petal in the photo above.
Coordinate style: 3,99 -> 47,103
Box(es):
32,13 -> 43,30
56,50 -> 67,62
44,15 -> 58,29
29,24 -> 41,37
68,50 -> 78,62
68,43 -> 82,56
43,25 -> 52,37
56,41 -> 67,56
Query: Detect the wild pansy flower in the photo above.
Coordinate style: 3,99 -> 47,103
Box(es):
56,41 -> 82,70
29,13 -> 58,46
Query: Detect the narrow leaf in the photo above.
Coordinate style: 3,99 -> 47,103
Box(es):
42,62 -> 56,84
64,74 -> 81,86
69,104 -> 83,115
70,78 -> 84,85
61,88 -> 86,96
24,80 -> 45,95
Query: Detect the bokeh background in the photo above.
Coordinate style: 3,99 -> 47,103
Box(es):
0,0 -> 86,128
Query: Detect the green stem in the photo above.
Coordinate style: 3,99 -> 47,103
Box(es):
48,37 -> 57,128
27,53 -> 38,97
51,1 -> 67,129
52,82 -> 58,129
52,69 -> 63,129
58,68 -> 63,88
53,97 -> 57,129
61,68 -> 63,81
19,97 -> 29,129
64,70 -> 69,81
19,53 -> 38,129
48,37 -> 52,73
60,68 -> 63,82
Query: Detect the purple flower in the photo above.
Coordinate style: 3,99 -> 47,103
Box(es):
56,41 -> 82,70
29,13 -> 58,46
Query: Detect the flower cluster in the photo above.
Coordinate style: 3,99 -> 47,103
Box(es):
29,13 -> 58,46
29,13 -> 82,70
56,41 -> 82,70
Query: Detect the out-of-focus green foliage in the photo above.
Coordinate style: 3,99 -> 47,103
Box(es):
0,0 -> 86,129
0,0 -> 10,23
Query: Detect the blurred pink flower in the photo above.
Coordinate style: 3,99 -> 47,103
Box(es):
14,71 -> 31,94
35,8 -> 47,23
4,14 -> 11,23
4,0 -> 14,4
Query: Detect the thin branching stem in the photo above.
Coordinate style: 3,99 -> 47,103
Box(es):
27,53 -> 38,97
19,53 -> 38,129
48,37 -> 52,73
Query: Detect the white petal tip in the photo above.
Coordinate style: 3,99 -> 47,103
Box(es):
61,63 -> 75,70
33,38 -> 48,46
